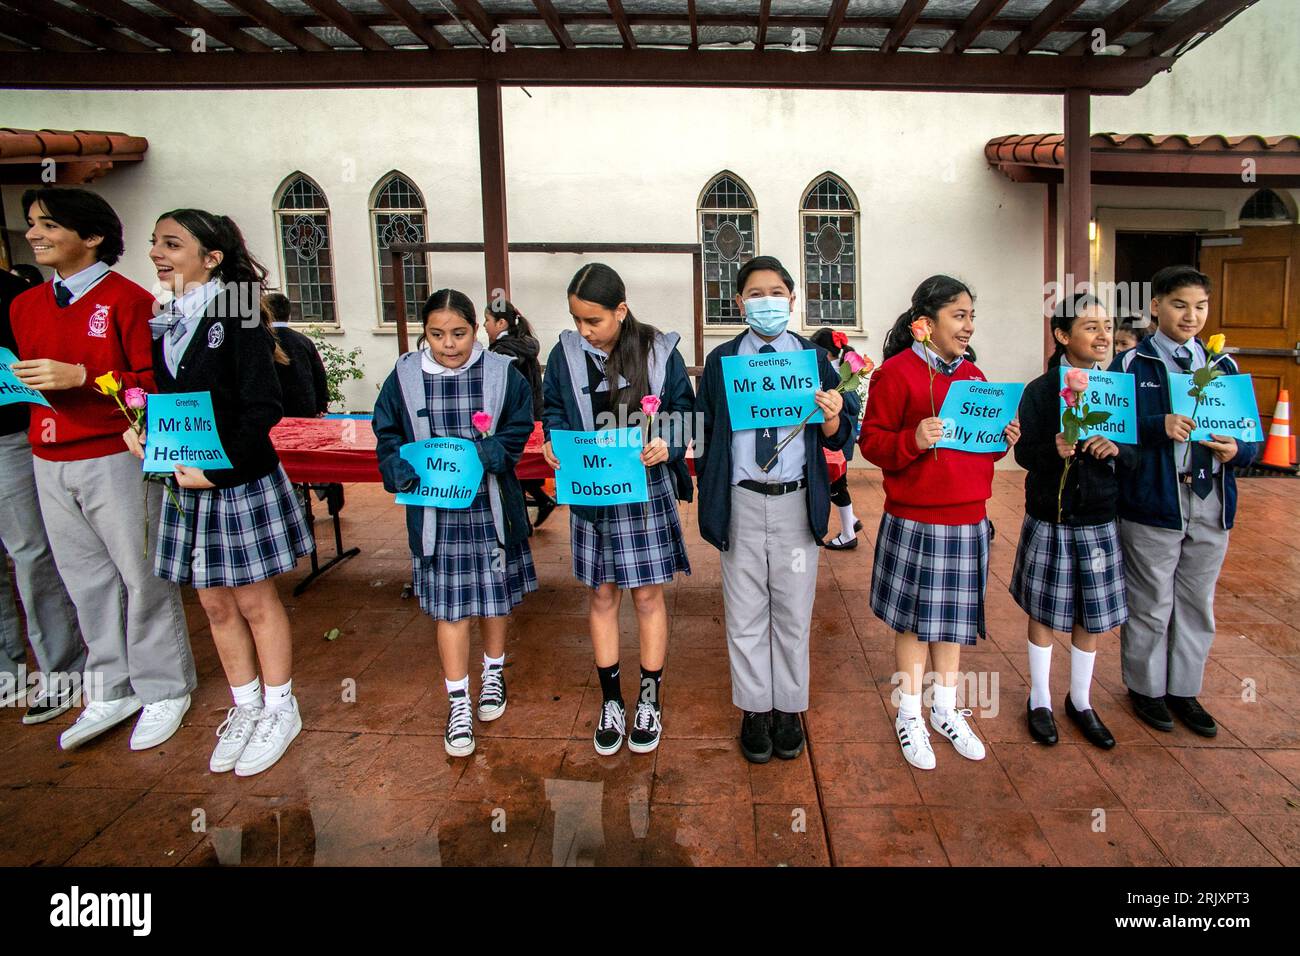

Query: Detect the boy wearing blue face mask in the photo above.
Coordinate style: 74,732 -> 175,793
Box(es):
696,255 -> 855,764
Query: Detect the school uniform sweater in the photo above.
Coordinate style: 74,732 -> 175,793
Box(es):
1014,367 -> 1138,526
9,272 -> 156,462
151,285 -> 284,488
272,324 -> 329,418
859,347 -> 1005,525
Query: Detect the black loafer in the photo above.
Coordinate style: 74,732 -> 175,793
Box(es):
532,496 -> 557,528
740,711 -> 773,764
824,535 -> 858,551
1129,690 -> 1175,732
1166,695 -> 1218,738
1026,699 -> 1058,745
772,710 -> 805,759
1065,694 -> 1115,749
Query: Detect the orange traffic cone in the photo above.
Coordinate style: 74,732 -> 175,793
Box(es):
1260,389 -> 1294,469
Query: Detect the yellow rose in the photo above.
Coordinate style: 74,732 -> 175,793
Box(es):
1206,333 -> 1226,355
93,372 -> 121,396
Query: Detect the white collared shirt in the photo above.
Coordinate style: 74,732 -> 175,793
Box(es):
163,278 -> 223,376
421,342 -> 484,376
54,261 -> 110,305
731,329 -> 807,485
911,339 -> 964,374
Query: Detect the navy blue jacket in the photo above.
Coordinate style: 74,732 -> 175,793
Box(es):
372,360 -> 534,557
696,332 -> 854,551
541,340 -> 696,524
1108,336 -> 1259,530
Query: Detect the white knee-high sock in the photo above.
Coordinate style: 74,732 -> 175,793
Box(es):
1070,645 -> 1096,711
932,682 -> 957,715
898,691 -> 921,720
837,504 -> 857,535
1028,641 -> 1053,711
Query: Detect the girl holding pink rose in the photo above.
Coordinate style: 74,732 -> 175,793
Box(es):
1010,293 -> 1136,750
373,288 -> 537,757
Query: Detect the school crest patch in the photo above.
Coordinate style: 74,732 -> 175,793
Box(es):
207,323 -> 225,349
87,304 -> 110,338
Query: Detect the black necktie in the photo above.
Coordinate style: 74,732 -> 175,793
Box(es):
755,344 -> 779,472
53,281 -> 72,308
1174,347 -> 1214,500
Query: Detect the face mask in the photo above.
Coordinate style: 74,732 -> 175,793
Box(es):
743,296 -> 791,337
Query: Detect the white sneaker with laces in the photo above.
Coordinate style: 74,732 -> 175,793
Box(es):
930,707 -> 986,761
209,704 -> 265,773
235,697 -> 302,776
130,694 -> 191,750
895,713 -> 936,770
443,690 -> 475,757
59,695 -> 142,751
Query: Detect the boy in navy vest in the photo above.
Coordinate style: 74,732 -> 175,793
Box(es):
696,256 -> 854,763
1109,265 -> 1259,737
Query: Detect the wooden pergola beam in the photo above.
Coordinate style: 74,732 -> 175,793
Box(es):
942,0 -> 1010,54
72,0 -> 195,54
225,0 -> 332,51
2,0 -> 154,53
1065,0 -> 1170,55
607,0 -> 637,50
303,0 -> 392,52
1004,0 -> 1085,55
687,0 -> 698,49
756,0 -> 770,50
450,0 -> 499,44
1125,0 -> 1251,57
880,0 -> 929,55
818,0 -> 851,52
0,8 -> 96,53
377,0 -> 451,51
146,0 -> 274,54
532,0 -> 575,49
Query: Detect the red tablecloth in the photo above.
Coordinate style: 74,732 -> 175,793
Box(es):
270,418 -> 846,485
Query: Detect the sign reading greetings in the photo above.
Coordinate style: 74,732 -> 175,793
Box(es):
1169,372 -> 1263,443
1058,368 -> 1137,443
936,380 -> 1026,453
551,428 -> 649,507
143,391 -> 232,473
721,349 -> 824,431
393,436 -> 484,509
0,347 -> 51,408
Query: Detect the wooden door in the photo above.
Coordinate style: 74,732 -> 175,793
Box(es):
1199,224 -> 1300,428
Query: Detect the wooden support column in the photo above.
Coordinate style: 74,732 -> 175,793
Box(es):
1063,87 -> 1091,297
477,80 -> 511,306
1043,182 -> 1058,366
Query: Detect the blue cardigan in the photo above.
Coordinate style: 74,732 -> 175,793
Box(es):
373,359 -> 535,557
696,332 -> 855,551
1109,336 -> 1259,531
541,339 -> 696,524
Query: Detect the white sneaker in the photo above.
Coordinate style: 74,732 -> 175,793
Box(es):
930,707 -> 986,761
209,704 -> 264,773
59,695 -> 142,751
234,697 -> 302,776
130,694 -> 191,750
895,713 -> 936,770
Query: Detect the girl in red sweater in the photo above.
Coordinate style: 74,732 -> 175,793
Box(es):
860,275 -> 1019,771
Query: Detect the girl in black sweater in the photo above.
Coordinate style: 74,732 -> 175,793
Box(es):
1011,294 -> 1137,750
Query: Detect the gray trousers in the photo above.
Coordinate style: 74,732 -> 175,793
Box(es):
720,485 -> 819,713
1119,481 -> 1228,698
33,451 -> 195,704
0,432 -> 85,685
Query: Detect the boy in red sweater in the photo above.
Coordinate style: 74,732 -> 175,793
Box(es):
10,188 -> 194,753
860,275 -> 1019,771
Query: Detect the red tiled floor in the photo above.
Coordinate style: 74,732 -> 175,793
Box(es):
2,472 -> 1297,865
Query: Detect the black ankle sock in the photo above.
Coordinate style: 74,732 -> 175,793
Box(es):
639,666 -> 663,711
597,663 -> 622,704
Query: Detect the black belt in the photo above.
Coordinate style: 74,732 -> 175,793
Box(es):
738,478 -> 807,496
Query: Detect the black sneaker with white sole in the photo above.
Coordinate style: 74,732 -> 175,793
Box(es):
478,664 -> 506,721
23,690 -> 75,725
593,698 -> 626,755
627,700 -> 661,754
444,689 -> 475,757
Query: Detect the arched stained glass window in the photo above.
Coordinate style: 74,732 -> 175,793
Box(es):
698,172 -> 758,326
274,173 -> 336,324
801,174 -> 859,328
372,172 -> 431,326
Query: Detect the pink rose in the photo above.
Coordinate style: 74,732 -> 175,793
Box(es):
124,387 -> 147,410
1059,386 -> 1077,408
909,319 -> 930,342
640,395 -> 661,417
471,411 -> 492,435
1064,368 -> 1090,393
844,352 -> 867,375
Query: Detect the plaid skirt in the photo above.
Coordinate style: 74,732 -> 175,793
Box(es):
155,465 -> 313,588
412,488 -> 538,623
571,463 -> 690,590
1010,515 -> 1127,634
870,513 -> 989,645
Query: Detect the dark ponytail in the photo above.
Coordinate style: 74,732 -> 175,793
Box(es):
157,208 -> 269,288
1047,292 -> 1105,368
487,297 -> 536,340
422,287 -> 478,329
882,274 -> 975,361
568,262 -> 658,409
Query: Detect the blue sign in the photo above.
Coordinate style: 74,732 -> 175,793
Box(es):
0,347 -> 51,408
143,391 -> 232,473
1058,368 -> 1137,444
394,436 -> 484,508
1169,372 -> 1263,443
551,427 -> 649,507
721,348 -> 824,431
936,380 -> 1026,453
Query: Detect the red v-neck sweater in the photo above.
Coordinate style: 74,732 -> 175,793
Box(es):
9,272 -> 157,462
859,347 -> 1006,525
